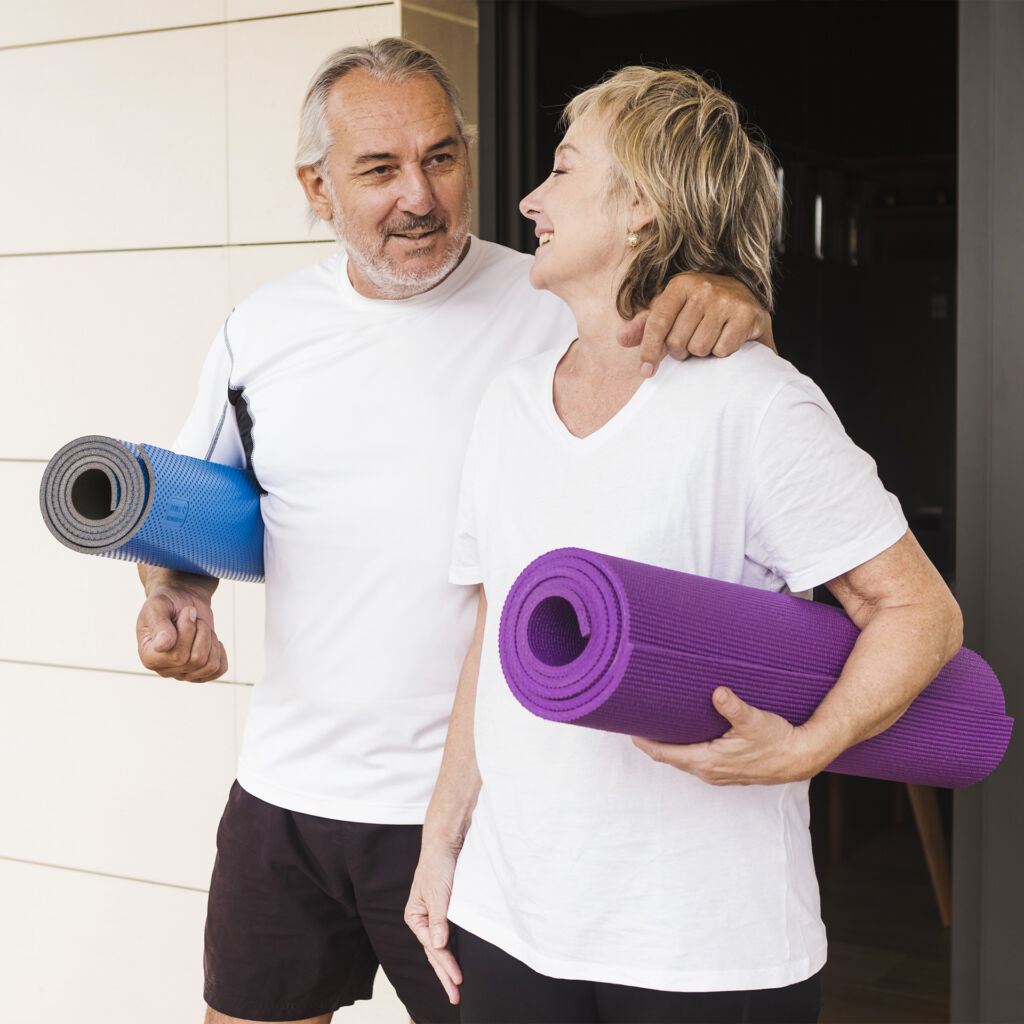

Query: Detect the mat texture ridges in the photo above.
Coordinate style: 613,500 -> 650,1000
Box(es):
498,548 -> 1012,788
40,435 -> 265,583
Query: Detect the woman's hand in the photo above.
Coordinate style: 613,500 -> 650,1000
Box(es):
404,844 -> 463,1004
631,686 -> 823,785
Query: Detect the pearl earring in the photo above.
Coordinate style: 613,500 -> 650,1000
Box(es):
627,230 -> 640,248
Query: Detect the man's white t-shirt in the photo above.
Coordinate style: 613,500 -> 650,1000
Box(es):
174,236 -> 574,822
448,341 -> 908,992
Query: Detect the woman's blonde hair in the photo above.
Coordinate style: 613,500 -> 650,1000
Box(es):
563,66 -> 781,316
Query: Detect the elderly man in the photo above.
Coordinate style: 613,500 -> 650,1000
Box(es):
134,38 -> 772,1024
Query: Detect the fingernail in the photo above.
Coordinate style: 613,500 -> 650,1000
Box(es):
188,607 -> 197,623
640,361 -> 655,378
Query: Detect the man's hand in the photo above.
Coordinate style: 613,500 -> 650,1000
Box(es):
404,846 -> 462,1004
631,686 -> 822,786
136,569 -> 227,682
618,272 -> 775,376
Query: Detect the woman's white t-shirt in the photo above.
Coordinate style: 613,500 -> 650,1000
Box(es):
448,340 -> 907,992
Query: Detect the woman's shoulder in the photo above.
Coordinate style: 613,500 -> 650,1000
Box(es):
665,340 -> 810,403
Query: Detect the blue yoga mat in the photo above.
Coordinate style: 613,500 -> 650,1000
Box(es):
39,435 -> 264,582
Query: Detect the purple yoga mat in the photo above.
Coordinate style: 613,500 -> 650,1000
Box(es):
498,548 -> 1012,788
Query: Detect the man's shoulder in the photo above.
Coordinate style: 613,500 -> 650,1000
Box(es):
468,235 -> 535,273
222,250 -> 343,358
475,345 -> 559,419
459,237 -> 572,331
460,237 -> 542,298
231,250 -> 340,318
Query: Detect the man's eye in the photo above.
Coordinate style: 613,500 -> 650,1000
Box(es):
426,153 -> 455,167
366,165 -> 394,177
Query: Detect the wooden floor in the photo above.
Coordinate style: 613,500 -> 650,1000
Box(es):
814,780 -> 951,1023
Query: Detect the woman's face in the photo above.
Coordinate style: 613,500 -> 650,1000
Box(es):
518,115 -> 632,304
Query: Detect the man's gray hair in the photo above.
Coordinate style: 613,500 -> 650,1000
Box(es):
295,37 -> 470,172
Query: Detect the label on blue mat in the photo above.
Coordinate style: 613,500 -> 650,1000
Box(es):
165,498 -> 189,526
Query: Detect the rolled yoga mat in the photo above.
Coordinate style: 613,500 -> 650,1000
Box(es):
39,435 -> 264,582
499,548 -> 1012,788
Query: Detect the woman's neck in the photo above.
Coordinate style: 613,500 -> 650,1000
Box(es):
561,288 -> 642,377
552,291 -> 648,438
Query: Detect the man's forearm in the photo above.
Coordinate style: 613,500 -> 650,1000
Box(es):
138,563 -> 220,602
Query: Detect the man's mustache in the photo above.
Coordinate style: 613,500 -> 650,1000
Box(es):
384,214 -> 447,237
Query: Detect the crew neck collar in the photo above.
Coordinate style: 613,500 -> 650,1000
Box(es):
335,235 -> 483,314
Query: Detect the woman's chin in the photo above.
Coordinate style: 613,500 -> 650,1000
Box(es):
528,262 -> 562,297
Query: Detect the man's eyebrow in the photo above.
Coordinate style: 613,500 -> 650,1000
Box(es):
353,151 -> 396,166
425,135 -> 460,153
352,136 -> 460,167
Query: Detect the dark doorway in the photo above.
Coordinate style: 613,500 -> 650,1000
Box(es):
479,1 -> 958,1020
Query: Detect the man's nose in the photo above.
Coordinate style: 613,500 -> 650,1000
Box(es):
397,166 -> 435,216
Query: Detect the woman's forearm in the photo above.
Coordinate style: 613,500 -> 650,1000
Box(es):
632,531 -> 963,786
797,530 -> 963,773
422,588 -> 486,856
795,588 -> 963,774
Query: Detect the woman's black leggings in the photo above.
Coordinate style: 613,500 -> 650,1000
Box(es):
453,926 -> 823,1024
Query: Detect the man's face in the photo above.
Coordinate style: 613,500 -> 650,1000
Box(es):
301,69 -> 472,300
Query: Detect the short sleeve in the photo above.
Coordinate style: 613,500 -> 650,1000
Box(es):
746,378 -> 908,592
173,321 -> 245,468
449,411 -> 485,586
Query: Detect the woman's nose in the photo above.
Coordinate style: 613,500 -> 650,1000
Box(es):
519,186 -> 542,220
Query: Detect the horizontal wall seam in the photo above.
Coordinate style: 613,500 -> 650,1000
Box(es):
0,657 -> 253,686
0,854 -> 208,893
0,4 -> 393,52
0,240 -> 335,260
402,2 -> 478,29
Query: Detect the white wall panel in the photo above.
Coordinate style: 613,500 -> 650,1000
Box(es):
0,661 -> 236,889
5,461 -> 239,678
232,580 -> 266,683
0,858 -> 206,1024
227,0 -> 391,19
234,672 -> 252,754
0,26 -> 227,254
226,4 -> 400,244
0,0 -> 223,48
0,248 -> 229,461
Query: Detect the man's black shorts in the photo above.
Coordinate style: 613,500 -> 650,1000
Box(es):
204,781 -> 456,1023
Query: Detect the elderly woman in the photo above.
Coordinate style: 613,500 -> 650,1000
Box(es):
405,67 -> 961,1024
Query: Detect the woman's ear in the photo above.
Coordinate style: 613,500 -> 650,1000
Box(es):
631,190 -> 656,231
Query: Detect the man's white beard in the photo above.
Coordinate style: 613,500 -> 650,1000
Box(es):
326,176 -> 471,300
